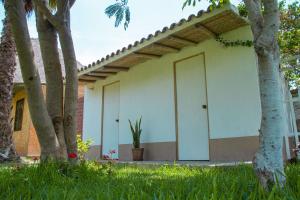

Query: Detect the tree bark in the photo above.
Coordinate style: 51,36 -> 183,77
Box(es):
0,11 -> 19,163
5,0 -> 60,160
59,23 -> 78,161
56,1 -> 78,161
35,8 -> 67,159
253,45 -> 285,188
244,0 -> 286,188
32,0 -> 78,161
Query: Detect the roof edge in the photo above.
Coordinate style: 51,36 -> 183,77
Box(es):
79,3 -> 246,77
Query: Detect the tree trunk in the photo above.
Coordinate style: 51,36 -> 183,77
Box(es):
0,13 -> 19,162
253,45 -> 286,188
244,0 -> 286,188
5,0 -> 60,160
35,9 -> 67,159
57,6 -> 78,161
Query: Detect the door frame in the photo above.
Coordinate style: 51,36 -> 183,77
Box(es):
100,80 -> 120,158
173,52 -> 211,161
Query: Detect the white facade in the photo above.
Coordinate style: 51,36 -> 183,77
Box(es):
82,26 -> 262,160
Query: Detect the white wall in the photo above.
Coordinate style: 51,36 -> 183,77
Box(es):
82,25 -> 261,145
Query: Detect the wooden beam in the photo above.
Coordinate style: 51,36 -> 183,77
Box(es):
133,52 -> 161,59
88,71 -> 117,78
168,35 -> 197,45
89,71 -> 117,76
103,66 -> 130,72
153,43 -> 180,52
86,73 -> 107,79
79,79 -> 96,83
80,75 -> 105,81
85,74 -> 106,79
195,23 -> 216,38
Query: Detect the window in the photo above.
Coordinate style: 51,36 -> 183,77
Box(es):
14,98 -> 24,131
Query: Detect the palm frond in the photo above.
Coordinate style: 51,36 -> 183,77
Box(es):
124,7 -> 130,30
105,3 -> 122,18
105,0 -> 131,30
114,6 -> 124,27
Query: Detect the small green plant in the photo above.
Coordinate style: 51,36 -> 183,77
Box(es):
102,150 -> 117,175
129,117 -> 142,148
77,135 -> 93,161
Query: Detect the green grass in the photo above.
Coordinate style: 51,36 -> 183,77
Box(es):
0,162 -> 299,200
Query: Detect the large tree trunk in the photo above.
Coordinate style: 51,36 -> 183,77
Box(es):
0,13 -> 19,162
59,25 -> 78,161
244,0 -> 286,188
35,8 -> 67,159
5,0 -> 60,160
57,1 -> 78,161
253,45 -> 285,188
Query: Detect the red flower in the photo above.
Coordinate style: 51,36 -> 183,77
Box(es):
103,155 -> 110,160
109,149 -> 116,154
68,153 -> 77,159
32,157 -> 39,161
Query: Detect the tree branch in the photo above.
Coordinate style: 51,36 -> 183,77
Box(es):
33,0 -> 59,28
57,0 -> 70,15
243,0 -> 264,39
258,0 -> 280,47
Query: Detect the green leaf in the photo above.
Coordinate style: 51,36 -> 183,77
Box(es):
105,0 -> 131,30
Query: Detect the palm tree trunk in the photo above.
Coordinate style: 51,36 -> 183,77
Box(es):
0,14 -> 19,162
5,0 -> 60,160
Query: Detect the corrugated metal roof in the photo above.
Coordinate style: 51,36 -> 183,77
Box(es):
78,4 -> 248,82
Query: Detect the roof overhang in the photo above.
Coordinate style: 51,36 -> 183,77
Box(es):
78,4 -> 249,83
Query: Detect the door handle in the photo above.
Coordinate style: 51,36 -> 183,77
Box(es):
202,105 -> 207,109
115,119 -> 119,123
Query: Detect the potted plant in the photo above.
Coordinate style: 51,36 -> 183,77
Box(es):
129,117 -> 144,161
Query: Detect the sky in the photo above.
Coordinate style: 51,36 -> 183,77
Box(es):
0,0 -> 293,65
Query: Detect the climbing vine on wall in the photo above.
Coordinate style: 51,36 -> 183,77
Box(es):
215,35 -> 253,47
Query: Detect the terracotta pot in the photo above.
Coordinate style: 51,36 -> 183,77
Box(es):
132,148 -> 144,161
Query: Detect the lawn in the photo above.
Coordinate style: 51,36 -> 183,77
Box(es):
0,162 -> 299,200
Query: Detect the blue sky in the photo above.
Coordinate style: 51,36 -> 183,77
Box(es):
0,0 -> 293,65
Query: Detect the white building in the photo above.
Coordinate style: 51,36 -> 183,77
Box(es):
78,4 -> 295,161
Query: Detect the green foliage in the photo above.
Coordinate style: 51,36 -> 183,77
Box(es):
237,2 -> 248,17
182,0 -> 230,11
48,0 -> 57,9
183,0 -> 300,88
182,0 -> 201,9
0,163 -> 299,199
128,117 -> 142,148
216,35 -> 253,47
76,135 -> 92,161
105,0 -> 131,30
183,0 -> 253,47
237,1 -> 300,87
279,1 -> 300,88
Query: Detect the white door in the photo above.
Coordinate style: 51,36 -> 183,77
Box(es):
102,82 -> 120,159
176,54 -> 209,160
